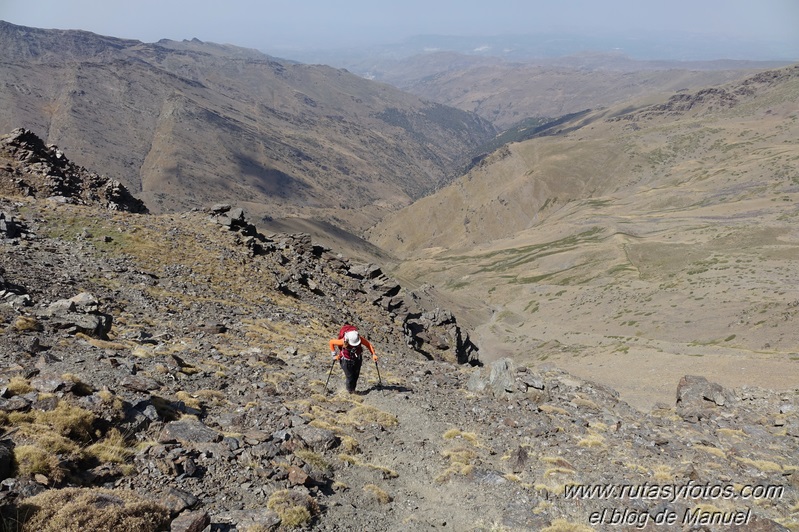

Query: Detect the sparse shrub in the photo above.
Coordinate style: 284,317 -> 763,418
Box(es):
16,487 -> 170,532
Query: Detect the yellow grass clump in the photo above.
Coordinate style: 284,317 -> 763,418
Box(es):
363,483 -> 393,504
6,376 -> 33,396
17,487 -> 170,532
85,428 -> 136,465
14,444 -> 69,483
266,489 -> 319,528
345,404 -> 398,428
8,401 -> 96,442
12,316 -> 41,332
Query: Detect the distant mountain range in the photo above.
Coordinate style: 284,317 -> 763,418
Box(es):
286,31 -> 799,67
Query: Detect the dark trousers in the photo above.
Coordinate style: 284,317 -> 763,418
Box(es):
339,356 -> 363,393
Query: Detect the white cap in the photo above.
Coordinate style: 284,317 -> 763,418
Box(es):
344,330 -> 361,346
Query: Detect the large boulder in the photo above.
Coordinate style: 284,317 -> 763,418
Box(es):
41,292 -> 112,338
675,375 -> 734,422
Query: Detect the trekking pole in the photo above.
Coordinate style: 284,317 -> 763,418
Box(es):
373,357 -> 382,388
324,357 -> 336,392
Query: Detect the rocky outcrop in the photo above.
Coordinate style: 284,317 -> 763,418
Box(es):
0,210 -> 31,243
0,129 -> 147,213
206,203 -> 479,364
39,292 -> 113,339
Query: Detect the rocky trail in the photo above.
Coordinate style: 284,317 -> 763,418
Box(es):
0,130 -> 798,531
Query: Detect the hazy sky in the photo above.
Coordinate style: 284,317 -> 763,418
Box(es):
2,0 -> 798,57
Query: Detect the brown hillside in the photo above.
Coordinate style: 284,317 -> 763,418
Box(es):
369,64 -> 799,410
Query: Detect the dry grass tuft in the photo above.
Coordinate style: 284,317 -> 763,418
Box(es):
651,464 -> 673,481
175,391 -> 203,410
336,454 -> 397,478
577,431 -> 606,448
12,316 -> 41,332
74,332 -> 129,350
8,401 -> 96,443
85,428 -> 136,465
16,487 -> 170,532
363,483 -> 392,504
734,456 -> 783,473
266,489 -> 319,528
695,444 -> 726,459
294,449 -> 331,473
61,373 -> 94,396
344,405 -> 398,428
6,376 -> 33,396
442,428 -> 481,446
436,446 -> 479,483
14,444 -> 69,483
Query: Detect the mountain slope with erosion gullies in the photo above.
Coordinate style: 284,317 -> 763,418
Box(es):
1,128 -> 797,531
369,64 -> 799,411
0,21 -> 496,233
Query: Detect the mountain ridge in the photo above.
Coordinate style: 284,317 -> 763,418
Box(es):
0,21 -> 496,234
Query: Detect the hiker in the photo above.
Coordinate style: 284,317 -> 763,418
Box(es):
329,325 -> 377,394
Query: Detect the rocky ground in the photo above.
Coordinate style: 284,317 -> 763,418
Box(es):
1,130 -> 798,531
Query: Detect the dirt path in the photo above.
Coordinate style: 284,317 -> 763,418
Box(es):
360,386 -> 501,530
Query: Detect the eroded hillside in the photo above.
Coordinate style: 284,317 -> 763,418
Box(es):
369,65 -> 799,410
